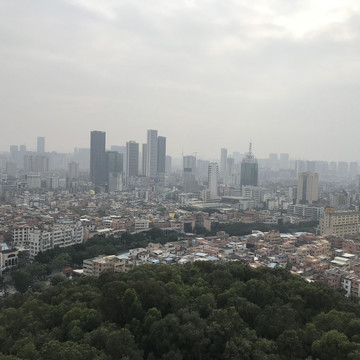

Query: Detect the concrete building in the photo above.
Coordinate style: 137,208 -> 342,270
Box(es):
142,143 -> 147,176
319,208 -> 360,236
208,163 -> 219,199
146,129 -> 158,178
68,162 -> 79,179
37,137 -> 45,154
90,131 -> 106,186
135,219 -> 150,230
157,136 -> 166,176
29,222 -> 84,258
106,151 -> 123,192
240,143 -> 258,187
330,191 -> 350,210
24,155 -> 49,173
126,141 -> 139,178
26,174 -> 41,189
165,155 -> 172,173
279,153 -> 289,169
0,247 -> 19,274
296,171 -> 318,204
220,148 -> 227,181
83,255 -> 130,277
12,226 -> 34,247
287,204 -> 324,220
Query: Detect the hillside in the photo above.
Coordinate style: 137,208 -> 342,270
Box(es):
1,262 -> 360,359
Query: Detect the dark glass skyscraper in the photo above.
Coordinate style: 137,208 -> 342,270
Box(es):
240,143 -> 258,186
157,136 -> 166,175
126,141 -> 139,177
90,131 -> 106,186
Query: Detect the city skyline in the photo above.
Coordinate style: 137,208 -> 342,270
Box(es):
2,1 -> 360,160
4,131 -> 360,164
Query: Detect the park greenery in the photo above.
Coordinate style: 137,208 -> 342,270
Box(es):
0,262 -> 360,359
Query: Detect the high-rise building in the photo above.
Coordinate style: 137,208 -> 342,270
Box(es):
269,153 -> 278,170
142,144 -> 147,176
296,171 -> 319,204
279,153 -> 289,169
338,161 -> 349,178
226,157 -> 235,185
19,145 -> 26,153
240,144 -> 258,187
232,152 -> 242,163
68,162 -> 80,179
208,163 -> 219,199
197,159 -> 210,182
349,162 -> 359,179
10,145 -> 18,155
37,137 -> 45,154
90,131 -> 106,186
165,155 -> 172,173
6,161 -> 17,178
24,155 -> 49,173
126,141 -> 139,177
295,160 -> 306,174
146,130 -> 158,178
183,155 -> 196,173
106,151 -> 123,192
183,155 -> 198,193
220,148 -> 227,180
106,151 -> 123,174
157,136 -> 166,175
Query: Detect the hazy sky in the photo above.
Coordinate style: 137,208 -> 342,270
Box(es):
1,0 -> 360,161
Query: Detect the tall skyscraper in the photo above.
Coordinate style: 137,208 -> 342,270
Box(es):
126,141 -> 139,177
106,151 -> 123,192
90,131 -> 106,186
220,148 -> 227,180
142,144 -> 147,176
296,171 -> 319,204
37,137 -> 45,154
165,155 -> 172,173
226,156 -> 235,185
208,162 -> 219,199
240,143 -> 258,187
157,136 -> 166,175
146,129 -> 158,178
183,155 -> 196,173
183,155 -> 198,193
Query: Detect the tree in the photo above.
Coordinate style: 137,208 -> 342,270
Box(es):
312,330 -> 355,360
105,329 -> 143,360
11,270 -> 32,293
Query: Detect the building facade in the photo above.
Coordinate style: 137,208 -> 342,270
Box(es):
146,130 -> 158,178
240,144 -> 258,187
319,208 -> 360,236
90,131 -> 107,186
296,171 -> 319,204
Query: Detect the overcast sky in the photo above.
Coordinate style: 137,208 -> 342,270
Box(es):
1,0 -> 360,161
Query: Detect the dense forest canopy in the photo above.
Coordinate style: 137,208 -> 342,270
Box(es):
1,262 -> 360,359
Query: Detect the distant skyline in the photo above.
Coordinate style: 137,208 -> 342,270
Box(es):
1,0 -> 360,161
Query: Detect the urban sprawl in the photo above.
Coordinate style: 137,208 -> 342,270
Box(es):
1,130 -> 360,297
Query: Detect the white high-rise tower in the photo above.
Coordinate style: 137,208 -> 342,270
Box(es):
208,163 -> 219,199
